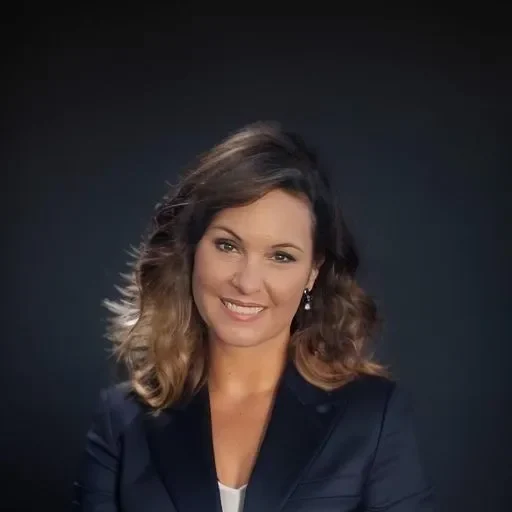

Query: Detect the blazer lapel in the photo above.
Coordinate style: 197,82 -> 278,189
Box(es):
144,386 -> 221,512
144,363 -> 348,512
243,363 -> 346,512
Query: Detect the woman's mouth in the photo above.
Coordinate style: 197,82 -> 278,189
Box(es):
221,299 -> 265,319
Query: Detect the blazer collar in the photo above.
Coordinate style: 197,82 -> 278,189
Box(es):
145,362 -> 348,512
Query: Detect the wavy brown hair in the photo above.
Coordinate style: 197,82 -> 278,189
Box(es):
104,121 -> 390,412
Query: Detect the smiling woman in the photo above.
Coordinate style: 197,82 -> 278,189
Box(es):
192,190 -> 320,350
73,122 -> 436,511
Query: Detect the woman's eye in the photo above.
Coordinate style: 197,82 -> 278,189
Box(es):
272,252 -> 295,263
215,240 -> 236,253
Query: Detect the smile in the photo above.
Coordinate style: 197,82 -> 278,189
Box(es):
221,299 -> 265,316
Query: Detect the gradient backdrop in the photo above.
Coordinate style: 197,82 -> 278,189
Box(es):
5,13 -> 511,512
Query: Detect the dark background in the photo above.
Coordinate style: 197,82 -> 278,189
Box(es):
4,13 -> 511,512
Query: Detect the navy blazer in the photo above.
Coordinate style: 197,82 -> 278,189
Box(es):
73,364 -> 436,511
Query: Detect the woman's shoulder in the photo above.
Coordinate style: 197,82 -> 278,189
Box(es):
330,373 -> 417,426
348,373 -> 398,399
95,381 -> 148,431
101,380 -> 138,406
325,373 -> 397,403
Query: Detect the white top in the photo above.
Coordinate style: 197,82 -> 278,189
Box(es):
218,481 -> 247,512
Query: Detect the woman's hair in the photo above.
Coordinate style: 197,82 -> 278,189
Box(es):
104,121 -> 389,412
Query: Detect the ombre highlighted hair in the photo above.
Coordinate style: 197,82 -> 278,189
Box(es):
104,122 -> 389,412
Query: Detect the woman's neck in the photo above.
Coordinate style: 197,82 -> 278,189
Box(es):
207,336 -> 288,398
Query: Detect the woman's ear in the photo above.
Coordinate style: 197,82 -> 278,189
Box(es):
307,257 -> 324,290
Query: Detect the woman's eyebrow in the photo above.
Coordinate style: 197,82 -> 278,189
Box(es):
210,225 -> 304,253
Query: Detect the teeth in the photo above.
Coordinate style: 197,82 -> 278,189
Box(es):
223,301 -> 263,315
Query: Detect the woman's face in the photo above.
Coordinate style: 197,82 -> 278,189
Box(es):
192,188 -> 320,350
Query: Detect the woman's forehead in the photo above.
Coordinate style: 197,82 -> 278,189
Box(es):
209,190 -> 314,243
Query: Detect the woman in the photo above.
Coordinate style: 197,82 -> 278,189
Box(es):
73,122 -> 436,511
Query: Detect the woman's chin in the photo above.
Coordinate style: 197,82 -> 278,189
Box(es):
211,331 -> 265,349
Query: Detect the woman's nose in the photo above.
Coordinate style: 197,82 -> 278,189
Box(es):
231,258 -> 263,294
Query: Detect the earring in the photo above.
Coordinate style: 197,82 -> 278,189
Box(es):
303,288 -> 312,310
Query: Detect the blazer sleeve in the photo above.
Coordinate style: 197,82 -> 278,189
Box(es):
72,388 -> 120,511
362,382 -> 437,511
